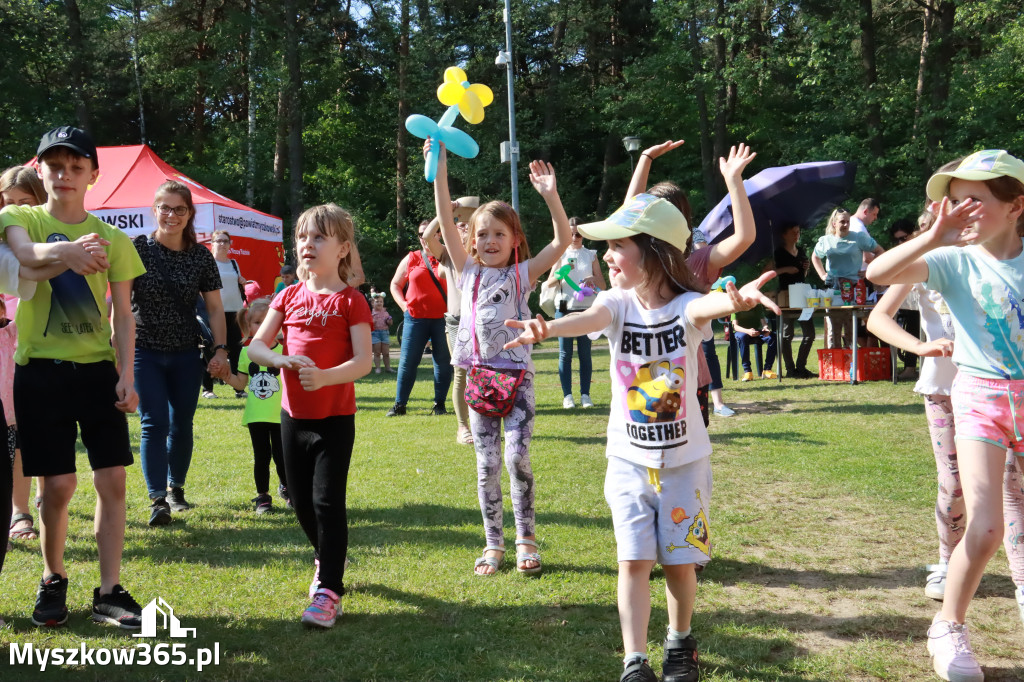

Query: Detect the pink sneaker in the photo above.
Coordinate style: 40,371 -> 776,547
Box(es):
301,588 -> 340,628
927,614 -> 983,682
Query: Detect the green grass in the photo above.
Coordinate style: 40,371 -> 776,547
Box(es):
1,342 -> 1022,681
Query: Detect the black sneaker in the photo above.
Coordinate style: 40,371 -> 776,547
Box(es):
148,497 -> 172,526
662,635 -> 699,682
385,403 -> 406,417
92,585 -> 142,629
430,402 -> 447,416
253,494 -> 273,514
619,657 -> 657,682
32,574 -> 69,627
235,390 -> 247,399
166,487 -> 192,511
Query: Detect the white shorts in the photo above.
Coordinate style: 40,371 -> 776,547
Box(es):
604,455 -> 712,566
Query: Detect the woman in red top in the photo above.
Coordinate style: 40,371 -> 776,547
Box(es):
386,220 -> 452,416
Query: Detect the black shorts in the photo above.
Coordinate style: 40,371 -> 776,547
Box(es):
14,359 -> 133,477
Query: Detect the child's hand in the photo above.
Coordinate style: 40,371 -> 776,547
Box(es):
62,236 -> 110,275
642,140 -> 685,160
298,365 -> 326,391
279,354 -> 316,371
727,271 -> 781,315
719,143 -> 756,185
928,197 -> 981,248
528,160 -> 557,198
503,314 -> 550,349
424,138 -> 447,173
917,337 -> 954,357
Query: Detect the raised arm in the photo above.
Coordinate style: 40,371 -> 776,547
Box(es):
688,271 -> 780,330
867,198 -> 978,285
525,160 -> 572,283
431,140 -> 469,275
419,217 -> 445,260
625,140 -> 685,201
707,144 -> 757,270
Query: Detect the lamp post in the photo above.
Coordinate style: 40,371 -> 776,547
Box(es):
496,0 -> 519,213
623,136 -> 642,174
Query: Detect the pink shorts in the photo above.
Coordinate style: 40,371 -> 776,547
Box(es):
952,373 -> 1024,454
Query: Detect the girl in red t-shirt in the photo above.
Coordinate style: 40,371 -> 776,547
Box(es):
247,204 -> 372,629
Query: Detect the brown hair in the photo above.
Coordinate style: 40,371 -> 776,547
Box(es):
630,232 -> 706,296
294,203 -> 355,282
466,200 -> 531,266
0,166 -> 47,206
237,296 -> 272,337
38,146 -> 97,171
154,180 -> 198,249
647,182 -> 695,255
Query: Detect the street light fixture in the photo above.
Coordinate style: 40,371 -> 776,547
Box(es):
623,135 -> 642,173
497,0 -> 520,213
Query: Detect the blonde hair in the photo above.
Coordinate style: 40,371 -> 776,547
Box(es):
826,208 -> 851,237
294,203 -> 354,282
466,201 -> 531,267
237,297 -> 272,337
0,166 -> 46,206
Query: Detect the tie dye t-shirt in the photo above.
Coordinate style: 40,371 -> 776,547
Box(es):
925,240 -> 1024,379
590,287 -> 712,469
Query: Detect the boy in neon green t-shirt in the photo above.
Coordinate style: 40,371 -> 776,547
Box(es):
0,127 -> 147,629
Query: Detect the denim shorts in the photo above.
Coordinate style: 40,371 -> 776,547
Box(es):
371,330 -> 390,345
952,373 -> 1024,454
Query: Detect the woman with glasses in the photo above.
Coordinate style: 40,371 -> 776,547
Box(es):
202,230 -> 247,399
131,181 -> 227,525
542,217 -> 606,408
386,219 -> 452,417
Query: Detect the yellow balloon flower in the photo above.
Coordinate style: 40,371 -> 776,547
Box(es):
437,66 -> 493,125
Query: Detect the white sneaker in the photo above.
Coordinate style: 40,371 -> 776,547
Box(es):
925,562 -> 948,601
562,395 -> 575,409
714,405 -> 736,417
1016,585 -> 1024,626
927,614 -> 984,682
580,394 -> 594,408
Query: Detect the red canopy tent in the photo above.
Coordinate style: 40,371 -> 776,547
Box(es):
72,145 -> 284,294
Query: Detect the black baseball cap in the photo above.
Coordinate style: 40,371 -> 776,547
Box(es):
36,126 -> 99,168
281,264 -> 296,275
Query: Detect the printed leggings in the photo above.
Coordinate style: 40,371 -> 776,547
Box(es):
469,372 -> 536,548
925,395 -> 1024,585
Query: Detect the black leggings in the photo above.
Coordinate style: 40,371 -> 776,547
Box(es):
0,398 -> 11,576
281,412 -> 354,596
248,422 -> 286,494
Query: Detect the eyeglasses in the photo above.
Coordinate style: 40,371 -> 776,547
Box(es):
157,205 -> 189,217
212,239 -> 230,245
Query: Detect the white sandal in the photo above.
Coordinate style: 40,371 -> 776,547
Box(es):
474,545 -> 504,576
515,539 -> 542,576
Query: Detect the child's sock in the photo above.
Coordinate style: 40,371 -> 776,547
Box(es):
623,652 -> 647,668
667,627 -> 691,641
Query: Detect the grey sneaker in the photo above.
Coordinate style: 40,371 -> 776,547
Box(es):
148,497 -> 171,526
166,487 -> 192,512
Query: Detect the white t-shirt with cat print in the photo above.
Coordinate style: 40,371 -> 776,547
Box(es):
453,261 -> 533,373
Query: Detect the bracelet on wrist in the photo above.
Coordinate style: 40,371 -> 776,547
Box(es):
213,344 -> 229,353
641,153 -> 652,159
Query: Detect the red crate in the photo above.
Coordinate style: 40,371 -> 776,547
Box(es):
855,347 -> 892,382
817,348 -> 892,381
817,348 -> 851,381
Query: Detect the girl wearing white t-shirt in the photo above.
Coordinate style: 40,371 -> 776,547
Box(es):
542,218 -> 606,409
506,194 -> 778,682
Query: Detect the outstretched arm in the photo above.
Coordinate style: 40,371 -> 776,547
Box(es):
707,144 -> 757,270
430,140 -> 470,276
526,160 -> 572,283
867,283 -> 953,357
625,140 -> 685,201
503,304 -> 613,350
688,271 -> 780,330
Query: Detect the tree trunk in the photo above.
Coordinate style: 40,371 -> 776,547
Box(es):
859,0 -> 884,188
131,0 -> 145,143
540,16 -> 567,161
690,13 -> 716,208
912,3 -> 932,138
284,0 -> 304,228
925,1 -> 956,161
271,88 -> 288,222
246,0 -> 257,205
191,0 -> 210,163
64,0 -> 92,132
711,0 -> 728,197
596,132 -> 620,216
395,0 -> 410,254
